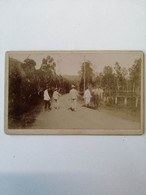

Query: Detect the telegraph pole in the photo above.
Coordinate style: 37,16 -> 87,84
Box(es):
84,56 -> 86,92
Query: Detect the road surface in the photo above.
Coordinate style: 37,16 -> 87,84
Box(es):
30,94 -> 140,130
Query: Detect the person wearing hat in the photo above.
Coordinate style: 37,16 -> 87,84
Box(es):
44,85 -> 51,111
69,84 -> 78,111
53,87 -> 61,109
83,87 -> 92,107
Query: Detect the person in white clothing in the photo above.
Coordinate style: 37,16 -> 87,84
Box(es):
83,87 -> 92,107
44,85 -> 51,110
53,88 -> 61,109
69,85 -> 78,111
92,87 -> 104,110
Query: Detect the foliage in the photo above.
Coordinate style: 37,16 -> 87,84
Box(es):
9,57 -> 40,116
79,60 -> 95,90
78,58 -> 141,97
37,55 -> 72,93
102,66 -> 115,89
9,55 -> 72,118
114,62 -> 128,90
129,58 -> 141,87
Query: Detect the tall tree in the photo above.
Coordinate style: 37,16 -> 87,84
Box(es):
22,58 -> 36,74
79,60 -> 94,90
114,62 -> 128,90
41,55 -> 56,75
129,58 -> 141,94
102,66 -> 115,88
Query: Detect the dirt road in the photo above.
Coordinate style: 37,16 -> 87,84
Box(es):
30,94 -> 140,130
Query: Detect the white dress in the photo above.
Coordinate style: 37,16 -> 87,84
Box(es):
84,89 -> 92,105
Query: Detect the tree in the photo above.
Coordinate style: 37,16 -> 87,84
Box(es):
79,60 -> 95,90
102,66 -> 115,88
9,58 -> 22,115
92,72 -> 104,88
114,62 -> 128,90
38,55 -> 57,88
22,58 -> 36,75
40,55 -> 56,75
129,58 -> 141,94
9,57 -> 40,117
37,55 -> 71,94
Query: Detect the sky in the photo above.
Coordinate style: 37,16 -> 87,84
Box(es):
9,51 -> 142,75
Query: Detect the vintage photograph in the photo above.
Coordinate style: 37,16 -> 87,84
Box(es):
5,51 -> 144,135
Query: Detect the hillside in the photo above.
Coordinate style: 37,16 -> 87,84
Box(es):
63,75 -> 80,81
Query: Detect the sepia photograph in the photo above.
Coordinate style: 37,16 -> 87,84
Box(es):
4,51 -> 144,135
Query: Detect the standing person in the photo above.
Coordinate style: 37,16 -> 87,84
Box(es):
44,85 -> 51,111
53,88 -> 61,109
91,88 -> 96,108
93,86 -> 103,110
83,87 -> 92,107
99,87 -> 104,100
69,85 -> 78,111
48,87 -> 53,99
92,87 -> 99,109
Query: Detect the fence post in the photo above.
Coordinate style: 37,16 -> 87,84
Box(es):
124,97 -> 127,105
136,97 -> 138,108
115,96 -> 118,104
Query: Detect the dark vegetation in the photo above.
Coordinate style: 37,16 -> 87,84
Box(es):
8,56 -> 72,127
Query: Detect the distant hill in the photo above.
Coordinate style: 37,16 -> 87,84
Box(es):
63,75 -> 80,81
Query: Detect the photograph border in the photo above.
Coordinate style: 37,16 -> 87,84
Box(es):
4,50 -> 144,135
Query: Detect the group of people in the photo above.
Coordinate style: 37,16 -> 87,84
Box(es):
84,87 -> 103,109
43,84 -> 103,111
44,84 -> 78,111
44,85 -> 61,111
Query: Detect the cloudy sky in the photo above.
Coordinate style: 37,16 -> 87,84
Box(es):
9,51 -> 142,75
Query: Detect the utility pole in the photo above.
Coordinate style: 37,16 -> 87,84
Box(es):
84,56 -> 86,92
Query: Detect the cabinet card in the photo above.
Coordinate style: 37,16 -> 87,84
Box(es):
4,51 -> 144,135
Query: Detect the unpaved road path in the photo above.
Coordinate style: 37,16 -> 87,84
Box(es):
30,94 -> 140,130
